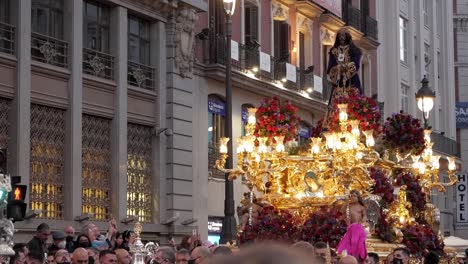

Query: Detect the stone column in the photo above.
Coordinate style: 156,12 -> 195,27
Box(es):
10,0 -> 31,196
110,6 -> 128,221
64,0 -> 83,221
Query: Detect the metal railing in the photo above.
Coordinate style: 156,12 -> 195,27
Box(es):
363,16 -> 378,40
208,142 -> 225,179
344,5 -> 362,31
31,32 -> 68,68
83,48 -> 114,80
0,22 -> 14,55
431,132 -> 460,157
195,33 -> 329,101
127,61 -> 155,91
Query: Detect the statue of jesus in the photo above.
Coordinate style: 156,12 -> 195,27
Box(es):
337,190 -> 368,263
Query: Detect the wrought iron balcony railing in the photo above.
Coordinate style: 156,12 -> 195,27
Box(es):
195,33 -> 330,101
83,48 -> 114,80
127,61 -> 155,91
0,22 -> 14,55
431,132 -> 460,157
31,32 -> 68,68
363,16 -> 378,40
343,5 -> 362,31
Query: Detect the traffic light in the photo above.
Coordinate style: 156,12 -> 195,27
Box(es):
7,183 -> 27,222
0,149 -> 6,174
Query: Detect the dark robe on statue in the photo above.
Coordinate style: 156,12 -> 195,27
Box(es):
327,41 -> 362,97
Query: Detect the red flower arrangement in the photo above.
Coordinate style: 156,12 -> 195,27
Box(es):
310,118 -> 324,138
370,168 -> 394,207
394,171 -> 427,215
382,111 -> 425,156
254,96 -> 300,143
327,91 -> 382,135
401,223 -> 444,258
301,206 -> 347,248
375,210 -> 397,243
239,205 -> 301,244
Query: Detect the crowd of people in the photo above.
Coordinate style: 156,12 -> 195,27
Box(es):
8,221 -> 433,264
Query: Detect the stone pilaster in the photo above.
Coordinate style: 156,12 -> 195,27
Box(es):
10,0 -> 31,197
64,0 -> 83,221
110,6 -> 128,221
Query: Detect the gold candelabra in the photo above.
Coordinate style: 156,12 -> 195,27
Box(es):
215,104 -> 457,217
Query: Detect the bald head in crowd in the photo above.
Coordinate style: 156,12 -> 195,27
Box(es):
115,249 -> 132,264
339,256 -> 358,264
72,248 -> 89,264
191,246 -> 212,264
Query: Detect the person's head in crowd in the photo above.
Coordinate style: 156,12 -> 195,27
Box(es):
72,248 -> 89,264
98,250 -> 116,264
175,249 -> 190,264
393,247 -> 410,264
36,223 -> 51,242
86,248 -> 99,264
210,243 -> 311,264
340,256 -> 358,264
424,251 -> 440,264
154,247 -> 175,264
55,249 -> 71,264
314,242 -> 328,258
27,253 -> 44,264
47,254 -> 55,264
114,233 -> 123,248
385,253 -> 394,264
178,236 -> 191,250
11,243 -> 28,264
201,241 -> 216,253
121,231 -> 135,246
53,231 -> 67,250
76,235 -> 91,249
190,246 -> 211,264
64,227 -> 75,239
291,241 -> 314,258
114,249 -> 131,264
213,246 -> 232,256
82,224 -> 99,242
366,253 -> 379,264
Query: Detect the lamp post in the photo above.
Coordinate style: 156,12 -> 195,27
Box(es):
415,76 -> 436,129
220,0 -> 237,244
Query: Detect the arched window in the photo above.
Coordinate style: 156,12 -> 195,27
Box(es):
298,121 -> 311,145
208,94 -> 226,178
241,103 -> 255,136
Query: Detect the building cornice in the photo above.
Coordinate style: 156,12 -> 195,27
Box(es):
296,0 -> 325,18
319,13 -> 346,31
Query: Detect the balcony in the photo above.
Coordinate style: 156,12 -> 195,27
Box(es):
342,4 -> 361,31
0,22 -> 14,55
83,48 -> 114,80
31,32 -> 68,68
363,16 -> 378,40
195,33 -> 330,102
127,61 -> 155,91
431,132 -> 460,157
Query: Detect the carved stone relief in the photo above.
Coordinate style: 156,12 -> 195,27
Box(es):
320,28 -> 335,46
174,6 -> 199,78
272,2 -> 288,22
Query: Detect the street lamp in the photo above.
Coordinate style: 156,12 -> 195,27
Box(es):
415,76 -> 436,128
220,0 -> 237,244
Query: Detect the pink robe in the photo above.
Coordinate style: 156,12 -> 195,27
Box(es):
337,223 -> 367,262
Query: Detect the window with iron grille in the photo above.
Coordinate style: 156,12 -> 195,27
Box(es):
30,104 -> 65,219
208,95 -> 225,179
31,0 -> 64,39
127,123 -> 153,223
244,2 -> 258,46
0,98 -> 10,150
83,0 -> 110,53
0,0 -> 9,24
128,16 -> 150,65
82,114 -> 112,221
